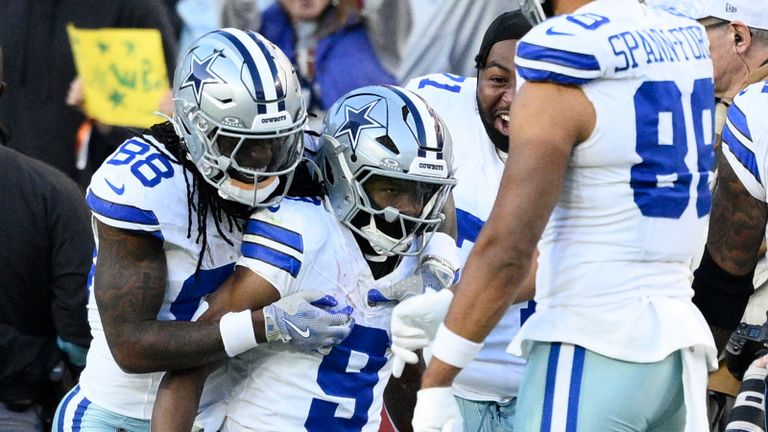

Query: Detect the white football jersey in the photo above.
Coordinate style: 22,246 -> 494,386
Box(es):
78,136 -> 241,419
406,74 -> 530,403
224,197 -> 418,432
509,0 -> 716,364
721,80 -> 768,204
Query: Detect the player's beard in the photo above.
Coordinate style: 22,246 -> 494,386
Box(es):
477,94 -> 509,153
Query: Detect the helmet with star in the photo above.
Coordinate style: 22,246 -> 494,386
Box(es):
171,28 -> 307,208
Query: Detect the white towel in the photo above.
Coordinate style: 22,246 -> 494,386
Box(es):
682,344 -> 719,432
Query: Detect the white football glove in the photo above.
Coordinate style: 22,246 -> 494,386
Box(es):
263,291 -> 354,355
412,387 -> 460,432
390,288 -> 453,377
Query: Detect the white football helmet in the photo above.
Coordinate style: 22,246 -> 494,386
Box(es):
172,28 -> 307,207
316,85 -> 456,256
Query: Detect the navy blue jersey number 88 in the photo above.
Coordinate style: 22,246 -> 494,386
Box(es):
107,139 -> 175,187
630,78 -> 715,219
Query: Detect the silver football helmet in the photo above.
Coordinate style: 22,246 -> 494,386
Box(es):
172,28 -> 307,207
316,85 -> 456,256
520,0 -> 549,25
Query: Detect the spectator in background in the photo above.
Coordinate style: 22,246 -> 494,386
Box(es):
0,0 -> 178,186
687,1 -> 768,429
176,0 -> 268,56
397,0 -> 513,83
0,45 -> 94,432
259,0 -> 397,129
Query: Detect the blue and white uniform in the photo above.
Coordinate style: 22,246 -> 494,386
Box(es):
508,1 -> 717,430
721,80 -> 768,206
223,197 -> 418,432
55,136 -> 240,428
721,81 -> 768,327
406,74 -> 532,404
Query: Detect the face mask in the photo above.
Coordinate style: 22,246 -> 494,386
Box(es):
219,176 -> 281,208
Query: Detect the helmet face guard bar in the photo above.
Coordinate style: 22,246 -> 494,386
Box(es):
176,98 -> 308,208
520,0 -> 548,25
172,28 -> 308,208
318,85 -> 457,256
345,166 -> 455,256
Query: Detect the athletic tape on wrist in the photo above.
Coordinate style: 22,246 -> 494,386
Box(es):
421,232 -> 460,272
219,310 -> 258,357
431,322 -> 483,369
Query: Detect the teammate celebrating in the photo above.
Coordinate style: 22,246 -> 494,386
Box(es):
382,10 -> 534,431
409,0 -> 718,430
53,29 -> 353,431
151,85 -> 458,432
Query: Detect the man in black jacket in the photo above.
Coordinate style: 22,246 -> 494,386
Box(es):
0,45 -> 94,432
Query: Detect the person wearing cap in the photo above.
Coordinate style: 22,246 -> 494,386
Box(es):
367,10 -> 534,431
697,0 -> 768,130
690,2 -> 768,430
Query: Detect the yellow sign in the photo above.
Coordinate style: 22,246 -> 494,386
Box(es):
67,25 -> 169,128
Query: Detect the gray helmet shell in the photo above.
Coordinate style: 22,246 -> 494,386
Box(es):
172,28 -> 307,207
317,85 -> 456,256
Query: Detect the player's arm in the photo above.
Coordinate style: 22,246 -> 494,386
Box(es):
151,266 -> 279,432
152,263 -> 354,431
693,91 -> 768,350
421,80 -> 595,387
94,221 -> 227,373
693,157 -> 767,348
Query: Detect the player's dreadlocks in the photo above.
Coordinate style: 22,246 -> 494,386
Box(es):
144,121 -> 251,272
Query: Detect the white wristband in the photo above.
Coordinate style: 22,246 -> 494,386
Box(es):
422,232 -> 460,272
431,323 -> 483,369
219,310 -> 258,357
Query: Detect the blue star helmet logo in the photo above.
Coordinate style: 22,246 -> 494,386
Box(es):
334,99 -> 384,152
180,51 -> 225,106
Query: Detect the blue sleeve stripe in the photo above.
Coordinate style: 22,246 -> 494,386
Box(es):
723,123 -> 762,183
517,41 -> 601,71
86,191 -> 160,226
241,241 -> 302,278
244,219 -> 303,253
727,102 -> 753,142
517,65 -> 594,85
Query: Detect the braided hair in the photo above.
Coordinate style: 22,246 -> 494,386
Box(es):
144,121 -> 251,273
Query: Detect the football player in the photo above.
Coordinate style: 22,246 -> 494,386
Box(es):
406,0 -> 720,430
695,77 -> 768,431
150,85 -> 458,432
376,10 -> 535,432
53,29 -> 354,432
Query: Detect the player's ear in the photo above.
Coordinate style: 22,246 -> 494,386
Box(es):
731,21 -> 751,53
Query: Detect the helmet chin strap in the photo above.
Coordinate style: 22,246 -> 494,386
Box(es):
219,175 -> 281,207
360,212 -> 412,256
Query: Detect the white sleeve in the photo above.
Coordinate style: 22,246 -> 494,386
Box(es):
86,138 -> 175,237
721,83 -> 768,202
237,210 -> 305,298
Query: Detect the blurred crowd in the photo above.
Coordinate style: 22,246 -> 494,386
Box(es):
0,0 -> 510,430
3,0 -> 768,432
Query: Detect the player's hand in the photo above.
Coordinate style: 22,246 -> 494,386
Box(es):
412,387 -> 460,432
263,291 -> 354,354
390,288 -> 453,377
367,257 -> 455,305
